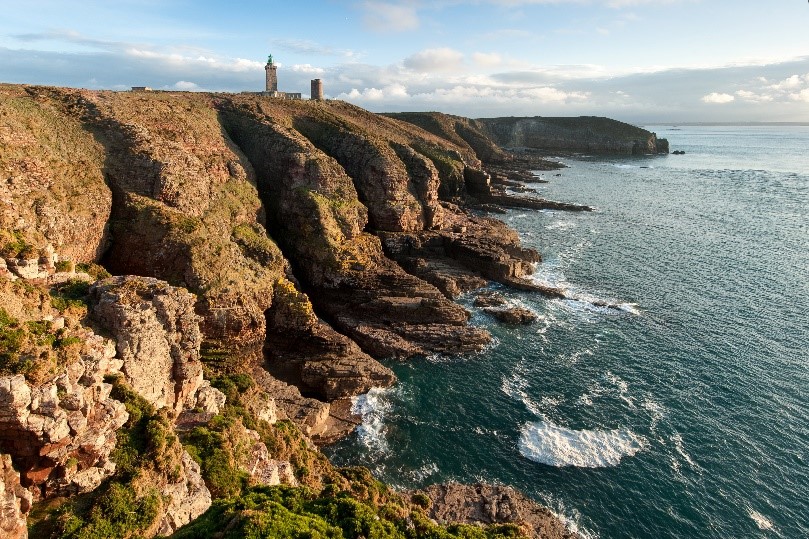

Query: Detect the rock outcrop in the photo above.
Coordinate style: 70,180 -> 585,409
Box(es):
421,483 -> 577,539
156,451 -> 213,536
0,453 -> 31,539
0,85 -> 111,268
89,276 -> 205,416
0,335 -> 128,499
0,84 -> 587,537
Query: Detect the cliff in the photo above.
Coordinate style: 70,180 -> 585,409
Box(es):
0,84 -> 582,537
387,112 -> 668,156
478,116 -> 668,155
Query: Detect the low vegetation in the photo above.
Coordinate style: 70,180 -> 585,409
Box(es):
30,376 -> 181,538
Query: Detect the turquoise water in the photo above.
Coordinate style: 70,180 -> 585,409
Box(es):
325,126 -> 809,538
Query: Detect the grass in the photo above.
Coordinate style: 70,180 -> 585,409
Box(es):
170,483 -> 528,539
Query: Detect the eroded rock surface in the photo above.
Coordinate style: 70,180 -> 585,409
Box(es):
0,335 -> 128,499
0,453 -> 31,539
421,483 -> 578,539
157,451 -> 213,536
89,276 -> 204,416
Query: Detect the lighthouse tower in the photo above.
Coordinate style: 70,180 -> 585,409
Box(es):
265,54 -> 278,93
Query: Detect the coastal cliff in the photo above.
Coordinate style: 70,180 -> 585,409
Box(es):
387,112 -> 669,155
0,83 -> 602,537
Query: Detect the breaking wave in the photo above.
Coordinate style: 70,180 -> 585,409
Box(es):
519,420 -> 646,468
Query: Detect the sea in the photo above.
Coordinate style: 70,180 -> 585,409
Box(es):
324,125 -> 809,538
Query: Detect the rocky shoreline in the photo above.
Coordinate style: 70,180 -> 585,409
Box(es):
0,84 -> 665,537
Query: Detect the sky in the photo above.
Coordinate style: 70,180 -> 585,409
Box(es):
1,0 -> 808,123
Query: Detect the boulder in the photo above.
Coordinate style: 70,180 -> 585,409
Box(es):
156,451 -> 213,536
483,307 -> 537,325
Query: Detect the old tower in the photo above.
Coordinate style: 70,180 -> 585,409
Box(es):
311,79 -> 324,100
265,54 -> 278,93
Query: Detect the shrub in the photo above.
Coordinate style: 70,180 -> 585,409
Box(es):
75,262 -> 111,280
0,308 -> 26,373
54,260 -> 73,273
50,279 -> 90,312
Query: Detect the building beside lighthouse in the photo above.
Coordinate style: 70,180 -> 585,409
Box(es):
262,54 -> 323,101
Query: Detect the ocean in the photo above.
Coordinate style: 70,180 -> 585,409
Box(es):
324,126 -> 809,538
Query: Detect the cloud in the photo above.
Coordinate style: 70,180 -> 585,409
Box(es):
291,64 -> 326,75
472,52 -> 503,67
403,48 -> 465,72
270,38 -> 358,59
735,90 -> 773,103
791,88 -> 809,103
171,81 -> 202,91
361,2 -> 419,32
701,92 -> 735,104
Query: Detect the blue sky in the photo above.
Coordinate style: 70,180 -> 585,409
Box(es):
1,0 -> 807,122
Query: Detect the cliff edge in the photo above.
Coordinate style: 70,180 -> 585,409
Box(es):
0,84 -> 586,538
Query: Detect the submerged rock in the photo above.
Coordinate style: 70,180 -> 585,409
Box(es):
483,306 -> 538,325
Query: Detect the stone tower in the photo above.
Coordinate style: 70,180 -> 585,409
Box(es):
265,54 -> 277,93
310,79 -> 323,100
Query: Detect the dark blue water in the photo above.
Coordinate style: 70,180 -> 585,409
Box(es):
325,126 -> 809,538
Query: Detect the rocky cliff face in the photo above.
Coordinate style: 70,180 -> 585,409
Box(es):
0,85 -> 586,537
0,453 -> 31,539
477,116 -> 669,155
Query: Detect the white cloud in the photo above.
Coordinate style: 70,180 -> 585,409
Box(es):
735,90 -> 773,103
339,83 -> 410,101
701,92 -> 735,104
404,48 -> 465,72
172,80 -> 201,91
791,88 -> 809,103
472,52 -> 502,67
291,64 -> 326,75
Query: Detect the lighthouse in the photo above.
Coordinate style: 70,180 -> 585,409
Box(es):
265,54 -> 278,93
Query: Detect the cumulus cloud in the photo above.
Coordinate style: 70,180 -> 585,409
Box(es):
735,90 -> 773,103
701,92 -> 735,104
171,81 -> 202,91
472,52 -> 503,67
791,88 -> 809,103
403,48 -> 465,72
291,64 -> 326,75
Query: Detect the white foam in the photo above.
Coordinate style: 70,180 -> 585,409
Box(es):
545,220 -> 577,231
749,509 -> 774,531
519,420 -> 645,468
605,371 -> 635,408
351,387 -> 394,457
670,432 -> 696,468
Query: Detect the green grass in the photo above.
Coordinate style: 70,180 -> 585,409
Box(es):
170,484 -> 527,539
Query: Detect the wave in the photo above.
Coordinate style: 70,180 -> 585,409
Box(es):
351,387 -> 395,458
527,264 -> 641,315
748,508 -> 774,531
519,420 -> 646,468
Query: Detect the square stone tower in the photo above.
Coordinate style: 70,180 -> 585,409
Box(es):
265,55 -> 277,93
311,79 -> 324,100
